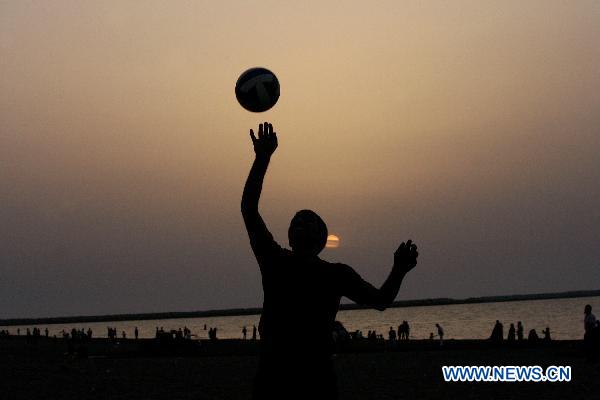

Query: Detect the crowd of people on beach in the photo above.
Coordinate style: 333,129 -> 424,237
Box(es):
67,328 -> 93,340
384,321 -> 412,344
2,304 -> 599,353
489,320 -> 552,343
155,326 -> 193,340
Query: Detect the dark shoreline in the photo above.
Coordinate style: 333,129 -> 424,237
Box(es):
0,335 -> 587,357
1,289 -> 598,327
2,336 -> 598,400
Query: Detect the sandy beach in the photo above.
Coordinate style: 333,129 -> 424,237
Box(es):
1,337 -> 598,400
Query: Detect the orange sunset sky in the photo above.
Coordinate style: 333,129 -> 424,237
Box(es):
1,1 -> 599,318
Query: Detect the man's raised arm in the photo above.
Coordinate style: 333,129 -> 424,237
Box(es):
343,240 -> 419,311
241,122 -> 278,245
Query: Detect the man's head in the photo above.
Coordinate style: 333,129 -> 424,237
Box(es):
288,209 -> 328,257
584,304 -> 592,315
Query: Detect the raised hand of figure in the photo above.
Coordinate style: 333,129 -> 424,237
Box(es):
394,240 -> 418,273
250,122 -> 278,158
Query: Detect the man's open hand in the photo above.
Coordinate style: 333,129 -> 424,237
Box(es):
394,240 -> 418,273
250,122 -> 278,158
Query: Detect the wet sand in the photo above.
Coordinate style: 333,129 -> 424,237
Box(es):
1,337 -> 598,399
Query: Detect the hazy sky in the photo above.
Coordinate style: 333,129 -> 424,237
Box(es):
1,1 -> 599,318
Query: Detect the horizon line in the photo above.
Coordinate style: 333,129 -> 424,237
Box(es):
1,288 -> 599,327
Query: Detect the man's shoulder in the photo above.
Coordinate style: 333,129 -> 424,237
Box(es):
318,258 -> 352,270
317,260 -> 360,279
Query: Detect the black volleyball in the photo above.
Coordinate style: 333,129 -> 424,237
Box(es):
235,67 -> 280,112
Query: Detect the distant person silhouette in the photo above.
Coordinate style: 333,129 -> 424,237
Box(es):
528,329 -> 539,343
398,321 -> 409,340
584,304 -> 597,357
508,323 -> 516,341
435,323 -> 444,346
134,327 -> 139,340
388,326 -> 397,341
242,122 -> 419,400
490,320 -> 504,342
543,327 -> 551,342
584,305 -> 596,340
517,321 -> 524,341
242,326 -> 248,340
596,320 -> 600,358
252,325 -> 257,340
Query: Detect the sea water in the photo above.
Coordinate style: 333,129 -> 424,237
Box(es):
2,296 -> 598,341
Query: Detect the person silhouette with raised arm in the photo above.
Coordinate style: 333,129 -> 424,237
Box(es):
242,122 -> 419,400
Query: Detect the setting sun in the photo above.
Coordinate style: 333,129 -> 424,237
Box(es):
326,234 -> 340,248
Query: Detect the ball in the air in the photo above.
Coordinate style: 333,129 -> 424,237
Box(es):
235,67 -> 280,112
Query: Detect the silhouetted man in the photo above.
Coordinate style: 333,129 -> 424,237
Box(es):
242,122 -> 419,399
584,304 -> 597,358
508,323 -> 516,341
490,320 -> 504,342
436,323 -> 444,346
528,328 -> 539,343
517,321 -> 524,341
584,305 -> 596,340
543,327 -> 551,342
388,326 -> 397,342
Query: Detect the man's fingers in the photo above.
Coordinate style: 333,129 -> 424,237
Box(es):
258,123 -> 264,139
395,240 -> 418,256
250,129 -> 257,144
395,242 -> 405,254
